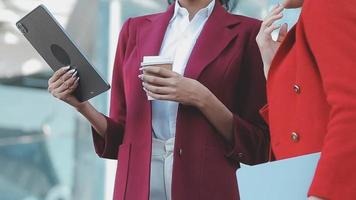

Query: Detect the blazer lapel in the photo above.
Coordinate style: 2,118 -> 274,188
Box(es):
184,3 -> 241,80
135,4 -> 175,139
138,4 -> 175,60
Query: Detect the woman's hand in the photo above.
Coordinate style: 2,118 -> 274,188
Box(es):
256,4 -> 288,78
139,66 -> 211,108
48,66 -> 84,109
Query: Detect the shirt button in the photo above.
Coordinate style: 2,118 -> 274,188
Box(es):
291,132 -> 300,142
293,84 -> 301,94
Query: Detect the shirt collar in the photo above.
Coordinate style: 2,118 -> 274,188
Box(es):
170,0 -> 215,22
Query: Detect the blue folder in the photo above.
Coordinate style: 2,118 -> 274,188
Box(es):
236,153 -> 321,200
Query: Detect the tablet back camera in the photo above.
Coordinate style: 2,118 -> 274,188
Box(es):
50,44 -> 71,66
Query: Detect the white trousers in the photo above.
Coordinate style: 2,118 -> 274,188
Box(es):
149,137 -> 175,200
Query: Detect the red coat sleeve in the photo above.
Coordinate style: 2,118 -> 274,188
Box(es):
91,18 -> 131,159
303,0 -> 356,198
226,22 -> 270,166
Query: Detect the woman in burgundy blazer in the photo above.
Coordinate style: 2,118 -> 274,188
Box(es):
256,0 -> 356,199
48,0 -> 269,199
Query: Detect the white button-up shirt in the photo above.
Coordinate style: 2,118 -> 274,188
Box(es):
152,0 -> 215,140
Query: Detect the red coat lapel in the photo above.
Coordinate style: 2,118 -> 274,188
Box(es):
268,24 -> 297,79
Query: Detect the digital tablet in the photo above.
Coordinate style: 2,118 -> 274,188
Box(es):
16,5 -> 110,102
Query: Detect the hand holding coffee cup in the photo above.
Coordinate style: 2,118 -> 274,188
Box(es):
140,56 -> 174,100
139,56 -> 210,106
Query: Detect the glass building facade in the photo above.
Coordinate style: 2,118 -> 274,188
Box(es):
0,0 -> 300,199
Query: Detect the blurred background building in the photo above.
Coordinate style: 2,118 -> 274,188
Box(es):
0,0 -> 300,199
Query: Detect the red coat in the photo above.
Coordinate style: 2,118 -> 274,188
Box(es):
91,2 -> 269,200
260,0 -> 356,199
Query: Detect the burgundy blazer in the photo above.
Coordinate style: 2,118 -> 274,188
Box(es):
260,0 -> 356,199
92,2 -> 269,200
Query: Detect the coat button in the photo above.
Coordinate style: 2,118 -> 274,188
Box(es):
178,148 -> 183,157
293,84 -> 301,94
291,132 -> 300,142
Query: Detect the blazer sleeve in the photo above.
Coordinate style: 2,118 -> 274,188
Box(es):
303,0 -> 356,198
225,22 -> 270,166
91,18 -> 131,159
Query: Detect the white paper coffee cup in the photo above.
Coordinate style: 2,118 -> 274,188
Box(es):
141,56 -> 173,100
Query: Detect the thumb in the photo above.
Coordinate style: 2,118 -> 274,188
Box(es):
277,23 -> 288,42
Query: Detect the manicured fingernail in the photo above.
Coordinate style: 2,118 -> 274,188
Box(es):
64,66 -> 70,70
68,69 -> 76,74
72,70 -> 78,77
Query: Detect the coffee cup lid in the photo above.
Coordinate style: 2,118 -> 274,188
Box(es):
141,56 -> 173,66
